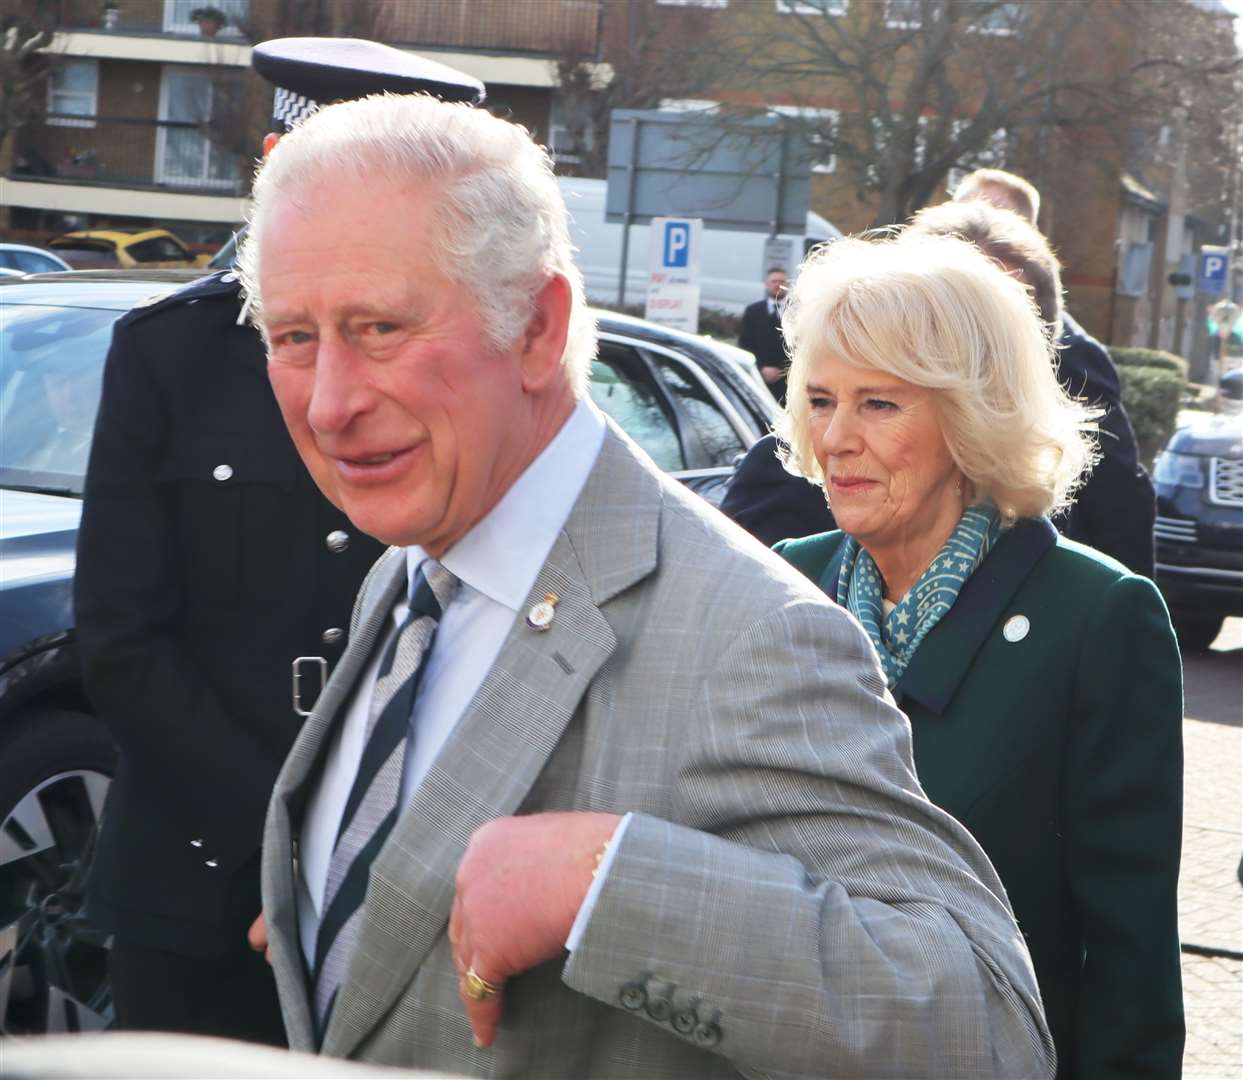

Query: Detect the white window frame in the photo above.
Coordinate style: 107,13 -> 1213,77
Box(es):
47,59 -> 98,129
883,0 -> 1021,35
775,0 -> 848,16
154,65 -> 239,190
162,0 -> 249,38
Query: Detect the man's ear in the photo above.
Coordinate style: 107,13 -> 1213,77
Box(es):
262,132 -> 282,157
519,273 -> 573,393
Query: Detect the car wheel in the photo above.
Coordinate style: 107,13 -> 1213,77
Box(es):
0,707 -> 115,1035
1172,611 -> 1223,653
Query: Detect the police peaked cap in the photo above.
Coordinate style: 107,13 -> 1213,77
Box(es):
253,37 -> 485,130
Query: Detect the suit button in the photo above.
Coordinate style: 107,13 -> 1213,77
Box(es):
189,838 -> 203,848
204,859 -> 219,869
645,979 -> 674,1023
322,627 -> 344,646
693,1021 -> 721,1047
325,530 -> 350,553
672,1007 -> 697,1035
618,982 -> 647,1011
212,464 -> 233,482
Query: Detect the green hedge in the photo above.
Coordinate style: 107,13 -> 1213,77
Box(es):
1114,363 -> 1186,468
1109,346 -> 1188,378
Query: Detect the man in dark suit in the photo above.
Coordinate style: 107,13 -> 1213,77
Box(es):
73,39 -> 483,1044
738,266 -> 789,403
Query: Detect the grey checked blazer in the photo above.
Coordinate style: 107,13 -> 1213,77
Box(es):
262,423 -> 1055,1079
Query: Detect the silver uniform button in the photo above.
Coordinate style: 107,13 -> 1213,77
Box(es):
322,627 -> 344,646
1003,614 -> 1030,643
326,530 -> 350,553
204,859 -> 219,869
212,464 -> 233,482
189,838 -> 203,848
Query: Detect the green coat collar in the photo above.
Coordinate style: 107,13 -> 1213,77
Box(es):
807,517 -> 1057,715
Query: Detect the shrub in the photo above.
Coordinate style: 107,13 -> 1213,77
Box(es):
1115,363 -> 1185,468
1109,346 -> 1188,378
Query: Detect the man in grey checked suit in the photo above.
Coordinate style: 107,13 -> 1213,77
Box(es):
242,94 -> 1055,1078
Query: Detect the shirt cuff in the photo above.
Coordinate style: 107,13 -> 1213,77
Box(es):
565,812 -> 633,952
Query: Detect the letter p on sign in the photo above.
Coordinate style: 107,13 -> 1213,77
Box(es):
664,222 -> 690,268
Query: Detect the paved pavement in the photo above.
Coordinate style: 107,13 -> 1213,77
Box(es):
1180,616 -> 1243,1079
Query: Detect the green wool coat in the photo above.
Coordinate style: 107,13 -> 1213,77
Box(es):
775,518 -> 1185,1080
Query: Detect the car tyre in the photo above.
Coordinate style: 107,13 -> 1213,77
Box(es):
1172,610 -> 1223,654
0,706 -> 115,1035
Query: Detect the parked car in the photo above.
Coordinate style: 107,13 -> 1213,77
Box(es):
0,270 -> 775,1036
1152,398 -> 1243,652
0,243 -> 73,275
45,230 -> 210,271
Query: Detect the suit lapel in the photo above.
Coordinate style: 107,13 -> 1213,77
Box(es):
894,517 -> 1056,714
324,425 -> 661,1058
265,548 -> 407,1048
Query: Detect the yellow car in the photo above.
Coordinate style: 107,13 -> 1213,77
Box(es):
46,229 -> 213,270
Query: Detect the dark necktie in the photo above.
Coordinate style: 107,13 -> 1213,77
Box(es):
311,559 -> 458,1033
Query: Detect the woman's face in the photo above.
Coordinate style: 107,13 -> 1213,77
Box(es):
806,349 -> 964,553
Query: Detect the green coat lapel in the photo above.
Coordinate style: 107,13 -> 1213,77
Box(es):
892,518 -> 1056,713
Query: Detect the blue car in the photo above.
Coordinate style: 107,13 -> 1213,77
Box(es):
0,270 -> 774,1036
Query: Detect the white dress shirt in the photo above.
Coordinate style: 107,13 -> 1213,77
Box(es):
297,400 -> 606,967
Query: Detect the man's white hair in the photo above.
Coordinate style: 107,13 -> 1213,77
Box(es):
237,93 -> 596,394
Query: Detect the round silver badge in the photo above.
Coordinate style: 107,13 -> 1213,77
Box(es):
212,464 -> 233,482
1002,615 -> 1030,643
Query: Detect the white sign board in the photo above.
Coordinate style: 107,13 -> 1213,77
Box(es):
646,217 -> 703,332
762,236 -> 797,279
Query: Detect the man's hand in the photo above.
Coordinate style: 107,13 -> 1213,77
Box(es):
760,365 -> 783,384
449,811 -> 621,1048
248,911 -> 271,965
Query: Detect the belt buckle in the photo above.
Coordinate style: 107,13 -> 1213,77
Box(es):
291,656 -> 328,717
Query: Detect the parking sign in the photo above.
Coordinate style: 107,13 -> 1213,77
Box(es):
1198,247 -> 1229,297
647,218 -> 703,332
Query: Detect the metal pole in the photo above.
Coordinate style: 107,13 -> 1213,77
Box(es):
618,115 -> 639,307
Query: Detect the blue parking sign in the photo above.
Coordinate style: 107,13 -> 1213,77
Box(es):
1198,247 -> 1229,296
663,221 -> 691,268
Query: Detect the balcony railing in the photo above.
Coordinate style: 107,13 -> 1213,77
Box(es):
10,114 -> 247,197
382,0 -> 602,57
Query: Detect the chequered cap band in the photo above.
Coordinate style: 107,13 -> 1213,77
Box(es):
272,86 -> 319,132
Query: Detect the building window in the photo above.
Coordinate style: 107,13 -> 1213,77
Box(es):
775,0 -> 848,15
47,60 -> 98,129
656,0 -> 729,7
163,0 -> 249,36
884,1 -> 1022,34
549,100 -> 595,166
155,67 -> 241,190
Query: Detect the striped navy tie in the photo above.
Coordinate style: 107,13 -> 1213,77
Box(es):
312,559 -> 458,1035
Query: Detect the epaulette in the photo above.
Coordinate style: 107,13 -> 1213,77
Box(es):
117,270 -> 244,328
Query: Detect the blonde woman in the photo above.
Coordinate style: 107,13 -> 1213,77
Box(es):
775,233 -> 1184,1079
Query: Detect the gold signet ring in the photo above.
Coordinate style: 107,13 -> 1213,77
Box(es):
464,966 -> 500,1001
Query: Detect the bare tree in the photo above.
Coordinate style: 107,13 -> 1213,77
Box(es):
606,0 -> 1239,228
0,0 -> 57,158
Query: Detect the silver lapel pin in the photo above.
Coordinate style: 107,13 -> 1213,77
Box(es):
526,592 -> 559,632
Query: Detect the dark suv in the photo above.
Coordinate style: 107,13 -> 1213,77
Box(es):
1152,392 -> 1243,651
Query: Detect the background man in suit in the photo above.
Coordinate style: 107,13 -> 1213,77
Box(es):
74,40 -> 482,1043
243,93 -> 1053,1077
738,266 -> 789,403
952,168 -> 1156,576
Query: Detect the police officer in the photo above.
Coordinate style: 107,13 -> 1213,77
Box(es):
74,39 -> 483,1044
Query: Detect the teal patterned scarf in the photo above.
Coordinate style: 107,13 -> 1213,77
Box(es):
836,503 -> 1002,689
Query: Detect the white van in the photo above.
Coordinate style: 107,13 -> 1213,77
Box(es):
559,177 -> 841,316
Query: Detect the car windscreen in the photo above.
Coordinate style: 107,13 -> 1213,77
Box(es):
0,303 -> 118,496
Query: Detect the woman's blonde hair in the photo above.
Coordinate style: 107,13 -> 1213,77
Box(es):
778,232 -> 1098,522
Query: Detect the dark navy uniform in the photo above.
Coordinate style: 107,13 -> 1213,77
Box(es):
74,38 -> 484,1043
75,272 -> 385,1041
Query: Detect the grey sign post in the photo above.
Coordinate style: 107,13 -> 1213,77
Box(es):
605,109 -> 813,306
